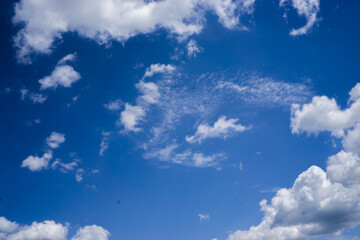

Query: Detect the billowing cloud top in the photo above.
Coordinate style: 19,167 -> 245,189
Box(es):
12,0 -> 255,63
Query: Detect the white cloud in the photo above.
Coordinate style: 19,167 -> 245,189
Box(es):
5,221 -> 67,240
0,218 -> 18,233
218,77 -> 312,106
51,158 -> 78,173
99,131 -> 111,156
198,213 -> 210,221
143,64 -> 176,79
118,104 -> 146,132
186,39 -> 202,58
145,144 -> 224,168
280,0 -> 320,36
71,225 -> 110,240
290,84 -> 360,137
0,217 -> 109,240
104,99 -> 122,112
229,83 -> 360,240
57,53 -> 77,65
21,151 -> 53,172
39,65 -> 81,90
186,115 -> 249,144
118,66 -> 164,132
19,88 -> 28,100
29,93 -> 47,104
76,169 -> 84,182
136,81 -> 161,105
46,132 -> 66,149
13,0 -> 255,63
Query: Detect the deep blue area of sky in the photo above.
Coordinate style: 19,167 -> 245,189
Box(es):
0,0 -> 360,239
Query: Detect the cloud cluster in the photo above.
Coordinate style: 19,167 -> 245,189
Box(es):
186,116 -> 249,144
0,217 -> 109,240
20,54 -> 80,104
280,0 -> 320,36
12,0 -> 255,63
118,65 -> 169,132
228,83 -> 360,240
21,131 -> 87,182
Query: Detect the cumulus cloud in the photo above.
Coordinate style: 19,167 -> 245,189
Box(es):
290,85 -> 360,137
280,0 -> 320,36
39,64 -> 81,90
71,225 -> 110,240
228,83 -> 360,240
186,115 -> 249,144
21,151 -> 53,172
12,0 -> 255,63
46,132 -> 66,149
0,218 -> 18,233
0,217 -> 109,240
118,65 -> 164,132
143,64 -> 176,79
118,104 -> 146,132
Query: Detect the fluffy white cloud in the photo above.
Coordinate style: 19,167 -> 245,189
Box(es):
186,39 -> 202,58
118,65 -> 165,132
39,65 -> 81,90
280,0 -> 320,36
0,218 -> 18,233
21,151 -> 53,172
229,83 -> 360,240
198,213 -> 210,221
6,220 -> 67,240
290,84 -> 360,137
46,132 -> 66,149
0,217 -> 109,240
186,115 -> 249,144
143,64 -> 176,79
12,0 -> 255,63
71,225 -> 110,240
118,104 -> 146,132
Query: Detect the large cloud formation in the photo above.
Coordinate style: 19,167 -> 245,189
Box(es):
228,83 -> 360,240
12,0 -> 255,63
0,217 -> 109,240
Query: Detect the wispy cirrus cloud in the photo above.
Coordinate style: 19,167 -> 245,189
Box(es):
107,66 -> 312,169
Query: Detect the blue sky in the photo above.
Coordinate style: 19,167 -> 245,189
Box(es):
1,0 -> 360,239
